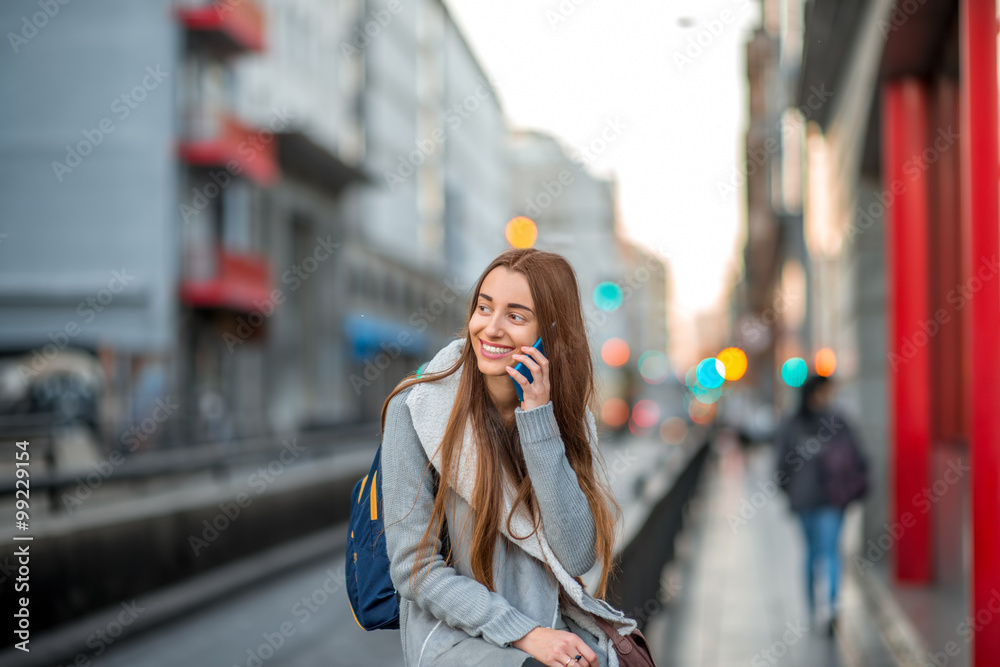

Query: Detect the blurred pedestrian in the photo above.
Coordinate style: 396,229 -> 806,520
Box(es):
774,374 -> 868,636
379,248 -> 645,667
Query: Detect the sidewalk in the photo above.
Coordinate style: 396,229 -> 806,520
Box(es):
648,437 -> 900,666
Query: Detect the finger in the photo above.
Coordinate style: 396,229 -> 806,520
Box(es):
505,366 -> 528,385
528,345 -> 549,367
577,646 -> 597,665
514,350 -> 541,372
521,345 -> 548,366
529,349 -> 550,381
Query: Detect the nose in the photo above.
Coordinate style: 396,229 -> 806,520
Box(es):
483,311 -> 506,340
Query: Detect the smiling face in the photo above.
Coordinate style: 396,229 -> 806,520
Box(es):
469,266 -> 540,380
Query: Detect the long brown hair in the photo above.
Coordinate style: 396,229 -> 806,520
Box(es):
379,248 -> 621,599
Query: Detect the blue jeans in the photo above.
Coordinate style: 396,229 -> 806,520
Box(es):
798,506 -> 845,617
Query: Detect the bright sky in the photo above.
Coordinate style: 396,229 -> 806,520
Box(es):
444,0 -> 761,363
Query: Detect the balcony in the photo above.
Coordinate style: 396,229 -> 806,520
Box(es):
178,111 -> 279,186
176,0 -> 266,54
180,247 -> 272,313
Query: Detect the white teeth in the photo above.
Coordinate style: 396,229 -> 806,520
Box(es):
483,343 -> 512,354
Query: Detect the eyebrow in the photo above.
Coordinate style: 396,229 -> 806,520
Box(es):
478,293 -> 535,315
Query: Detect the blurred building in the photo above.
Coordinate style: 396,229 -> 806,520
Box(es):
731,0 -> 808,411
618,240 -> 669,368
617,239 -> 670,396
343,0 -> 511,414
751,0 -> 998,662
230,0 -> 510,425
1,0 -> 203,455
508,129 -> 670,412
0,0 -> 511,452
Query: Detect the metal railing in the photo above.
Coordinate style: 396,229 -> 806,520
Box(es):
0,418 -> 382,510
606,433 -> 713,631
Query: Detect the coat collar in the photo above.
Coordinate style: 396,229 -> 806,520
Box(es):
403,338 -> 530,550
403,338 -> 638,642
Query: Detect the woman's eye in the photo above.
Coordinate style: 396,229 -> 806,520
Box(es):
510,313 -> 524,322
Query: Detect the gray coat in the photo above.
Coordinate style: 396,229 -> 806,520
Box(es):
381,338 -> 636,667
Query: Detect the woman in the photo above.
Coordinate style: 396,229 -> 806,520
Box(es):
380,248 -> 638,667
774,374 -> 867,635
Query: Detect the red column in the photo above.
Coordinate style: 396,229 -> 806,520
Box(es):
882,79 -> 932,583
960,0 -> 1000,663
930,79 -> 962,443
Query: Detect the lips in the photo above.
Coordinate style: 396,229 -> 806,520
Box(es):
480,340 -> 514,359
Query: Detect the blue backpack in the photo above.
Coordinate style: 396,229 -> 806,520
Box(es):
345,442 -> 451,631
346,443 -> 399,630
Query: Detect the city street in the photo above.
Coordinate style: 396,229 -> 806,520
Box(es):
94,550 -> 404,667
3,0 -> 998,662
651,441 -> 899,666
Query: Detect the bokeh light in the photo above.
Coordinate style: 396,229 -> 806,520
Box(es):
601,338 -> 630,367
717,347 -> 748,381
505,216 -> 538,248
638,350 -> 670,384
689,382 -> 709,397
684,366 -> 698,388
601,397 -> 629,428
660,416 -> 688,445
781,357 -> 808,387
593,282 -> 623,312
415,362 -> 427,378
696,357 -> 725,388
693,386 -> 722,404
631,399 -> 660,429
815,348 -> 837,377
628,418 -> 651,436
688,400 -> 717,424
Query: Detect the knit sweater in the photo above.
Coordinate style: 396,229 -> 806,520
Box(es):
381,338 -> 636,667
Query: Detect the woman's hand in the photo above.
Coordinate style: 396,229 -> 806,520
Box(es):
512,626 -> 598,667
506,344 -> 551,411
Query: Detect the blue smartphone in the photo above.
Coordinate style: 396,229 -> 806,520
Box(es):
510,336 -> 544,402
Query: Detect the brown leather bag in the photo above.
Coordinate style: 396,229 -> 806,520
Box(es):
591,614 -> 657,667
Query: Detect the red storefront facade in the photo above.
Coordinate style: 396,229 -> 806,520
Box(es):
800,0 -> 1000,661
882,0 -> 999,661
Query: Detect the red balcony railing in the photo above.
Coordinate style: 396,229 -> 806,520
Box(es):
178,112 -> 279,186
176,0 -> 266,53
180,247 -> 272,313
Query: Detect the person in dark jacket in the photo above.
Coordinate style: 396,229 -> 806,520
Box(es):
774,374 -> 866,635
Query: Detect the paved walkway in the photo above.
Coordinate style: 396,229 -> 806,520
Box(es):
649,438 -> 900,667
